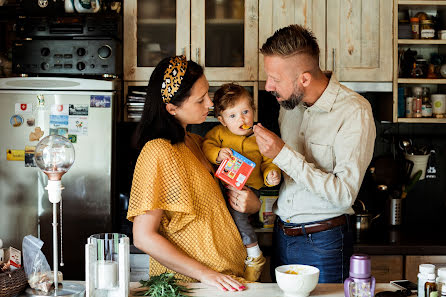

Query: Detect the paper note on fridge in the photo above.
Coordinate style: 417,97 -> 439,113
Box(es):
215,149 -> 256,190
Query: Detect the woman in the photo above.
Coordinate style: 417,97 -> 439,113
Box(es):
127,56 -> 261,292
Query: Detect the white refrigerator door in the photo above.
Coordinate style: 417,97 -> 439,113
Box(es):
0,77 -> 115,280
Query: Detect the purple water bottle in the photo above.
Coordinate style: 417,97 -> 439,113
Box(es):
344,254 -> 376,297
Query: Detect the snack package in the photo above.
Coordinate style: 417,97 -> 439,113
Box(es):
215,149 -> 256,190
22,235 -> 54,292
259,189 -> 279,228
4,246 -> 21,270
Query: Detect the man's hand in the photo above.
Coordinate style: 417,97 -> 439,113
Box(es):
266,170 -> 281,186
253,123 -> 285,159
216,148 -> 232,163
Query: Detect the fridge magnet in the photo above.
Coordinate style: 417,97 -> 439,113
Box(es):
29,127 -> 44,141
49,114 -> 69,128
215,149 -> 256,190
90,95 -> 111,108
10,115 -> 23,127
6,149 -> 25,161
68,134 -> 77,143
69,104 -> 89,115
68,116 -> 88,135
15,103 -> 33,114
37,94 -> 45,106
24,146 -> 36,167
50,104 -> 69,115
26,118 -> 35,127
49,127 -> 68,137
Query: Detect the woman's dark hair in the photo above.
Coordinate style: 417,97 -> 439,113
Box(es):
136,57 -> 204,148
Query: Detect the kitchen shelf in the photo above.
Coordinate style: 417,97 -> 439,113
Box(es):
398,39 -> 446,45
397,117 -> 446,123
138,18 -> 176,25
398,78 -> 446,84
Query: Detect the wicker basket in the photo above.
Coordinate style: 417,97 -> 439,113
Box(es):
0,268 -> 28,297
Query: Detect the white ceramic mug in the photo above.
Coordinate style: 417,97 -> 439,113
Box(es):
431,94 -> 446,115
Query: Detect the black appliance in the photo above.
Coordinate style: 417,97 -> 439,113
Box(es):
13,38 -> 122,76
12,14 -> 122,77
16,15 -> 121,39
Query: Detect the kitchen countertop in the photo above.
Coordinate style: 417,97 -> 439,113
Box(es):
140,283 -> 396,297
18,281 -> 397,296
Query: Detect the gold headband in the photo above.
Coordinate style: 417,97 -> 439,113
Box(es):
161,56 -> 188,104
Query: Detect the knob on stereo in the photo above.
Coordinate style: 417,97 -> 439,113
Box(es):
98,45 -> 112,59
77,62 -> 86,71
41,62 -> 49,70
41,47 -> 50,57
77,48 -> 86,56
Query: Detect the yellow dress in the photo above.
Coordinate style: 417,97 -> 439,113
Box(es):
127,135 -> 247,282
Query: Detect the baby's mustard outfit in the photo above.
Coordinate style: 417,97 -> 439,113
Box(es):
202,125 -> 280,190
127,135 -> 246,282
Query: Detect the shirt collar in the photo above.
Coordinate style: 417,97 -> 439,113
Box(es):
310,72 -> 340,113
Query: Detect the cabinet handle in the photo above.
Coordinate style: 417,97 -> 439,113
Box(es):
195,48 -> 200,64
332,48 -> 336,72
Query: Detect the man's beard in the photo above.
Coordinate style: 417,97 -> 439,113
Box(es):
271,86 -> 304,110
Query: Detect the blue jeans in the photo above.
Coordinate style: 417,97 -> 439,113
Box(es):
271,216 -> 353,283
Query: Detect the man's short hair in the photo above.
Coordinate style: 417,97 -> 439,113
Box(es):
260,24 -> 320,65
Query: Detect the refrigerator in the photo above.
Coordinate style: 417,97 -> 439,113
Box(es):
0,77 -> 118,280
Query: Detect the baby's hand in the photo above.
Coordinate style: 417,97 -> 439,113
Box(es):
266,170 -> 281,186
217,148 -> 233,163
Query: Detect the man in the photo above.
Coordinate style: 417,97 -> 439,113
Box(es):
253,24 -> 376,283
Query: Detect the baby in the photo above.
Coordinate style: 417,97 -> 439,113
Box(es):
202,83 -> 281,282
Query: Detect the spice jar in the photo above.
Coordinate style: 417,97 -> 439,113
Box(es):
411,17 -> 420,39
411,59 -> 428,78
421,20 -> 435,39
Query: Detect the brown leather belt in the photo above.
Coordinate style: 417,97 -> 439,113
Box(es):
278,215 -> 347,236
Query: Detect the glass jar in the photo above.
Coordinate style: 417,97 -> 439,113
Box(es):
411,59 -> 428,78
420,20 -> 435,39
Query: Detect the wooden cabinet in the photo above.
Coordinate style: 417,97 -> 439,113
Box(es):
405,256 -> 446,283
370,255 -> 404,283
393,0 -> 446,123
124,0 -> 258,82
258,0 -> 393,82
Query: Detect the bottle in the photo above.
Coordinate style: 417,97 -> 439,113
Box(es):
411,17 -> 420,39
413,97 -> 423,118
421,20 -> 435,39
422,87 -> 433,117
419,264 -> 436,297
406,96 -> 414,118
425,273 -> 437,297
437,268 -> 446,294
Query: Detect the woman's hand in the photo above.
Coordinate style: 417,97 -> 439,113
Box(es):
216,148 -> 232,163
226,185 -> 261,214
198,269 -> 246,292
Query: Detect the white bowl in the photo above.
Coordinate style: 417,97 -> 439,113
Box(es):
275,264 -> 320,297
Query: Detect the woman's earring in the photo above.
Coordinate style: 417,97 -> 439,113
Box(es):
173,112 -> 176,116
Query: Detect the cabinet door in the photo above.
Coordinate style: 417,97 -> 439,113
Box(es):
326,0 -> 393,81
258,0 -> 326,81
370,255 -> 403,283
123,0 -> 190,81
191,0 -> 258,81
406,256 -> 446,283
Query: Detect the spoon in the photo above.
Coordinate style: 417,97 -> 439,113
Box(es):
399,138 -> 412,155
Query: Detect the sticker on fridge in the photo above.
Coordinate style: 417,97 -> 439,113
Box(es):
90,95 -> 111,108
69,104 -> 88,115
6,149 -> 25,161
15,103 -> 33,114
25,146 -> 36,167
51,104 -> 69,115
69,116 -> 88,135
49,115 -> 69,137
